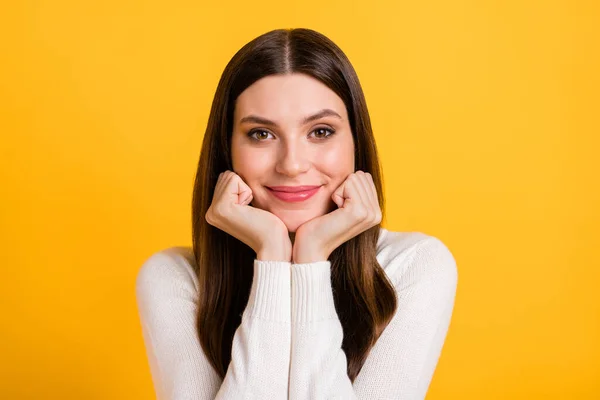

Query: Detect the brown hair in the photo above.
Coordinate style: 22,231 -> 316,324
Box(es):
191,28 -> 397,382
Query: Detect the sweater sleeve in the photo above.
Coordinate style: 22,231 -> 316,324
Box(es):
135,249 -> 292,400
288,236 -> 458,400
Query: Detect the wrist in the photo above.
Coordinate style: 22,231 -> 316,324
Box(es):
257,250 -> 291,262
293,252 -> 329,264
292,243 -> 329,264
257,239 -> 292,262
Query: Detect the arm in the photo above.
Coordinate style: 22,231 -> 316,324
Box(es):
135,249 -> 292,400
288,236 -> 458,400
288,260 -> 355,399
216,258 -> 292,399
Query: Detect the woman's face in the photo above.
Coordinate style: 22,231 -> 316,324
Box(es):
231,72 -> 355,233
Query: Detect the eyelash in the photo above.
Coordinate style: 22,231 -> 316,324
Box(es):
247,127 -> 336,141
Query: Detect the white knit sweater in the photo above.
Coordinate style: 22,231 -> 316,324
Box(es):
135,228 -> 458,399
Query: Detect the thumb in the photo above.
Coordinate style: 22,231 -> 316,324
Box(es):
232,176 -> 252,205
240,193 -> 253,205
224,173 -> 251,205
331,182 -> 346,208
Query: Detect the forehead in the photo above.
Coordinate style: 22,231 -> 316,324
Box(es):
234,73 -> 348,123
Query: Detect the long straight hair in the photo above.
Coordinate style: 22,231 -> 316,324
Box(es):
191,28 -> 397,382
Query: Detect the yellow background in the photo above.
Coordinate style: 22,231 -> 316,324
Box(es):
1,0 -> 598,398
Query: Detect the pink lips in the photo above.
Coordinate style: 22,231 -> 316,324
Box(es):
267,185 -> 321,202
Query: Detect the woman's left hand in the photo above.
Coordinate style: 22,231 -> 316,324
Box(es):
292,171 -> 382,264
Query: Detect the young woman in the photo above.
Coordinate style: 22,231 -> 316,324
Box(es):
136,28 -> 458,400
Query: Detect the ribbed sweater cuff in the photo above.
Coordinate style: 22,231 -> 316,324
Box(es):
291,261 -> 338,324
244,259 -> 291,322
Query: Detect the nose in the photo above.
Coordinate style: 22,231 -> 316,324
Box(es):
274,139 -> 311,177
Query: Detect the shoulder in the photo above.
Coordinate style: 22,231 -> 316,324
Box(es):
135,246 -> 199,306
376,227 -> 458,292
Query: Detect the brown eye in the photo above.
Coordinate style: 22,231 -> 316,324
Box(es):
248,130 -> 273,141
311,127 -> 335,139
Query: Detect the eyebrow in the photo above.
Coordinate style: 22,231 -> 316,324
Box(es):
239,108 -> 343,127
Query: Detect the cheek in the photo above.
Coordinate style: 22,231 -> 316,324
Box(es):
232,145 -> 269,181
318,142 -> 354,176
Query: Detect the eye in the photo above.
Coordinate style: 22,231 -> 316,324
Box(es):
247,127 -> 336,141
247,129 -> 274,141
310,127 -> 336,139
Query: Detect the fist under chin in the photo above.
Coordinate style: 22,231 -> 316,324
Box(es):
275,213 -> 312,234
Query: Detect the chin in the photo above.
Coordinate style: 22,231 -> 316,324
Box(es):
256,199 -> 333,233
271,211 -> 319,233
281,217 -> 305,233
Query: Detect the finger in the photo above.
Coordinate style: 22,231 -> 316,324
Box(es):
335,173 -> 364,209
230,173 -> 252,205
344,174 -> 369,221
331,180 -> 346,208
366,173 -> 382,222
356,173 -> 377,222
365,174 -> 381,224
219,171 -> 237,203
238,186 -> 253,205
214,172 -> 226,197
360,172 -> 378,213
349,172 -> 368,208
242,193 -> 253,205
354,171 -> 373,207
360,172 -> 375,205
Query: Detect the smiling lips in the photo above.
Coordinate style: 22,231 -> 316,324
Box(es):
266,185 -> 322,202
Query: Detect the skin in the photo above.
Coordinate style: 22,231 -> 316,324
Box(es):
231,72 -> 381,263
231,73 -> 355,234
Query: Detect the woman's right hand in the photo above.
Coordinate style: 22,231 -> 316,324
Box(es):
205,170 -> 292,261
